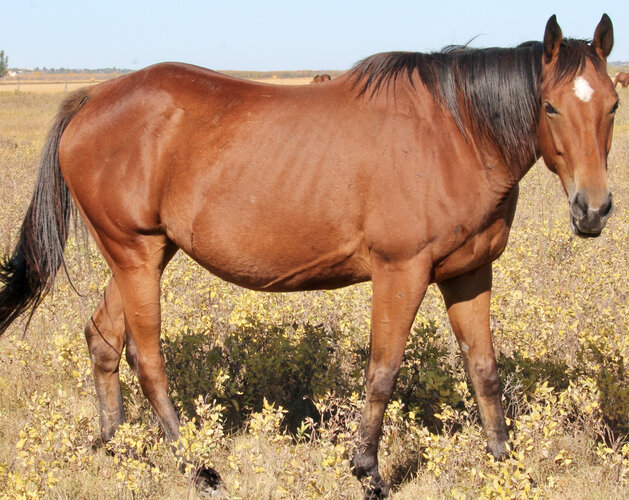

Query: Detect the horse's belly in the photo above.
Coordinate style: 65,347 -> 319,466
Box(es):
172,223 -> 372,292
189,247 -> 372,292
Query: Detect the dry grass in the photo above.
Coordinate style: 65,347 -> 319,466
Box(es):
0,74 -> 320,94
0,72 -> 128,94
0,82 -> 104,94
0,83 -> 628,499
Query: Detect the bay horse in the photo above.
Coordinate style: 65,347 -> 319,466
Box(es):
614,71 -> 629,88
0,14 -> 618,498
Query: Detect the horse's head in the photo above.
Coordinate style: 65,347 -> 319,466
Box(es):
537,14 -> 618,237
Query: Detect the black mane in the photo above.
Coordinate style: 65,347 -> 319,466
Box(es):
351,39 -> 604,169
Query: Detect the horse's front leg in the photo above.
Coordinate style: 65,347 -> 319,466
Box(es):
437,263 -> 508,459
352,256 -> 430,499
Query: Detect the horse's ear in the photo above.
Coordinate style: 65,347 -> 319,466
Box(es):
592,13 -> 613,60
543,15 -> 562,64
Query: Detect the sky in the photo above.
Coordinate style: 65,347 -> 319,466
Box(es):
2,1 -> 628,71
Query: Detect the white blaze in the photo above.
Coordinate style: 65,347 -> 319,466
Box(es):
574,76 -> 594,102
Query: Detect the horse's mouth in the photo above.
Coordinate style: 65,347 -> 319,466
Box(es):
570,216 -> 602,238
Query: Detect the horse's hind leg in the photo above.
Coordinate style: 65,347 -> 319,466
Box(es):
104,234 -> 221,491
85,278 -> 126,443
98,236 -> 181,440
438,263 -> 508,459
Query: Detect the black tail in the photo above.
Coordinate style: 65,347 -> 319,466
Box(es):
0,88 -> 91,335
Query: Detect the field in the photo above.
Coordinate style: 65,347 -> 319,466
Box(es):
0,72 -> 317,93
0,77 -> 628,499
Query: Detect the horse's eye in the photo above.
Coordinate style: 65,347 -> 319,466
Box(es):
544,102 -> 559,115
611,100 -> 619,115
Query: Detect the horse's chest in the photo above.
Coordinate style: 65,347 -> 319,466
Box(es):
431,189 -> 518,282
432,220 -> 511,281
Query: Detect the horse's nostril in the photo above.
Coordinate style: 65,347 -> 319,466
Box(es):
573,192 -> 588,217
600,193 -> 613,217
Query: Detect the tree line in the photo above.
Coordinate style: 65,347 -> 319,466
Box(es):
0,50 -> 8,77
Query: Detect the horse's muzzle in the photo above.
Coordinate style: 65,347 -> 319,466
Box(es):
569,191 -> 614,238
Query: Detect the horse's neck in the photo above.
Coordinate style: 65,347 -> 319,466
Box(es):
472,127 -> 540,197
515,147 -> 542,184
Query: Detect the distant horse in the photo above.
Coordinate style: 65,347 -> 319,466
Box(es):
0,14 -> 617,499
311,74 -> 332,83
614,71 -> 629,88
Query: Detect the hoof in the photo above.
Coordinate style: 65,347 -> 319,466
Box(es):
195,466 -> 222,498
351,454 -> 390,499
363,477 -> 390,499
486,441 -> 509,461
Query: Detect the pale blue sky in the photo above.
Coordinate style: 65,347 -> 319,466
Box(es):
2,1 -> 628,70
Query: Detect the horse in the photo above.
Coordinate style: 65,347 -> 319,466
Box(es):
311,73 -> 332,83
614,71 -> 629,88
0,14 -> 617,499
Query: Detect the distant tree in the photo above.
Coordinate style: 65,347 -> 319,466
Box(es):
0,50 -> 8,77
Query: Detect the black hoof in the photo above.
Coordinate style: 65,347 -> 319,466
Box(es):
194,466 -> 222,498
364,478 -> 390,499
351,455 -> 390,499
486,441 -> 509,461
